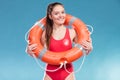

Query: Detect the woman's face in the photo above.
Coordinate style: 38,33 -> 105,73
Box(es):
49,5 -> 66,26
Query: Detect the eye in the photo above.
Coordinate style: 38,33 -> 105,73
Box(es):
55,13 -> 58,15
62,11 -> 65,14
54,12 -> 59,15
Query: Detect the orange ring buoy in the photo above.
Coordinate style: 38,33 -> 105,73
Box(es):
28,14 -> 90,65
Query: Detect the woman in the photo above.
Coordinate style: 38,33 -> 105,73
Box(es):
26,2 -> 93,80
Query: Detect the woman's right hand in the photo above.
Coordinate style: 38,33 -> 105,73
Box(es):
26,44 -> 37,56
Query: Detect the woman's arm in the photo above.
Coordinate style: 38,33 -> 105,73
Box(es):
41,30 -> 47,48
70,28 -> 93,55
26,30 -> 46,56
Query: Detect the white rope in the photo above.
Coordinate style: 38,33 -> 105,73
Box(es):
32,54 -> 63,72
63,48 -> 86,74
64,55 -> 86,74
25,20 -> 93,73
63,24 -> 93,73
86,25 -> 94,35
24,22 -> 39,44
25,20 -> 63,72
25,17 -> 45,44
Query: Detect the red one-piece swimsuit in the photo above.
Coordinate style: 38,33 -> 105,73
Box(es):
46,28 -> 73,80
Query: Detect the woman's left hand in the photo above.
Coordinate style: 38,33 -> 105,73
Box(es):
81,39 -> 93,55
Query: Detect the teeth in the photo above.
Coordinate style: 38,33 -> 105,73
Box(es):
58,19 -> 64,21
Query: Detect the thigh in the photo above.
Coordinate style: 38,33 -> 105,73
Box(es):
65,72 -> 76,80
43,74 -> 52,80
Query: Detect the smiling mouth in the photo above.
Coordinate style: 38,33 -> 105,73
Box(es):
58,18 -> 65,21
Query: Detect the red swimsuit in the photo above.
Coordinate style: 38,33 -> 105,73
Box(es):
46,28 -> 73,80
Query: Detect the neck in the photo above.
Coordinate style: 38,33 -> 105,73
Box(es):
53,24 -> 64,30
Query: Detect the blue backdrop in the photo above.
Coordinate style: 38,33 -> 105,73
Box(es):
0,0 -> 120,80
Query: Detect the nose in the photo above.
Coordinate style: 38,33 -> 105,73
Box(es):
59,13 -> 64,18
59,13 -> 63,18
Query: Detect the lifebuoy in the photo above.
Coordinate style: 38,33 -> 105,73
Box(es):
27,14 -> 90,65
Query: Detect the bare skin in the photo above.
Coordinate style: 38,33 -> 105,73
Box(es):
26,28 -> 92,80
26,4 -> 92,80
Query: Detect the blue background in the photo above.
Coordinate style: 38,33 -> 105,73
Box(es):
0,0 -> 120,80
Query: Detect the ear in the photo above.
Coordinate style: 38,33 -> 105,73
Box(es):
49,14 -> 52,20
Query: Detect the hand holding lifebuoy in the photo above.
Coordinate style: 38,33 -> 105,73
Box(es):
81,40 -> 93,55
26,44 -> 37,56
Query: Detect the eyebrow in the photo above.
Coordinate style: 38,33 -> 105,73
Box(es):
53,9 -> 65,13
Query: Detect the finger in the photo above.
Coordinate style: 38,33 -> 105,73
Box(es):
29,44 -> 37,50
81,41 -> 89,47
29,44 -> 37,47
87,37 -> 92,42
31,46 -> 37,50
27,49 -> 34,54
81,42 -> 92,50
